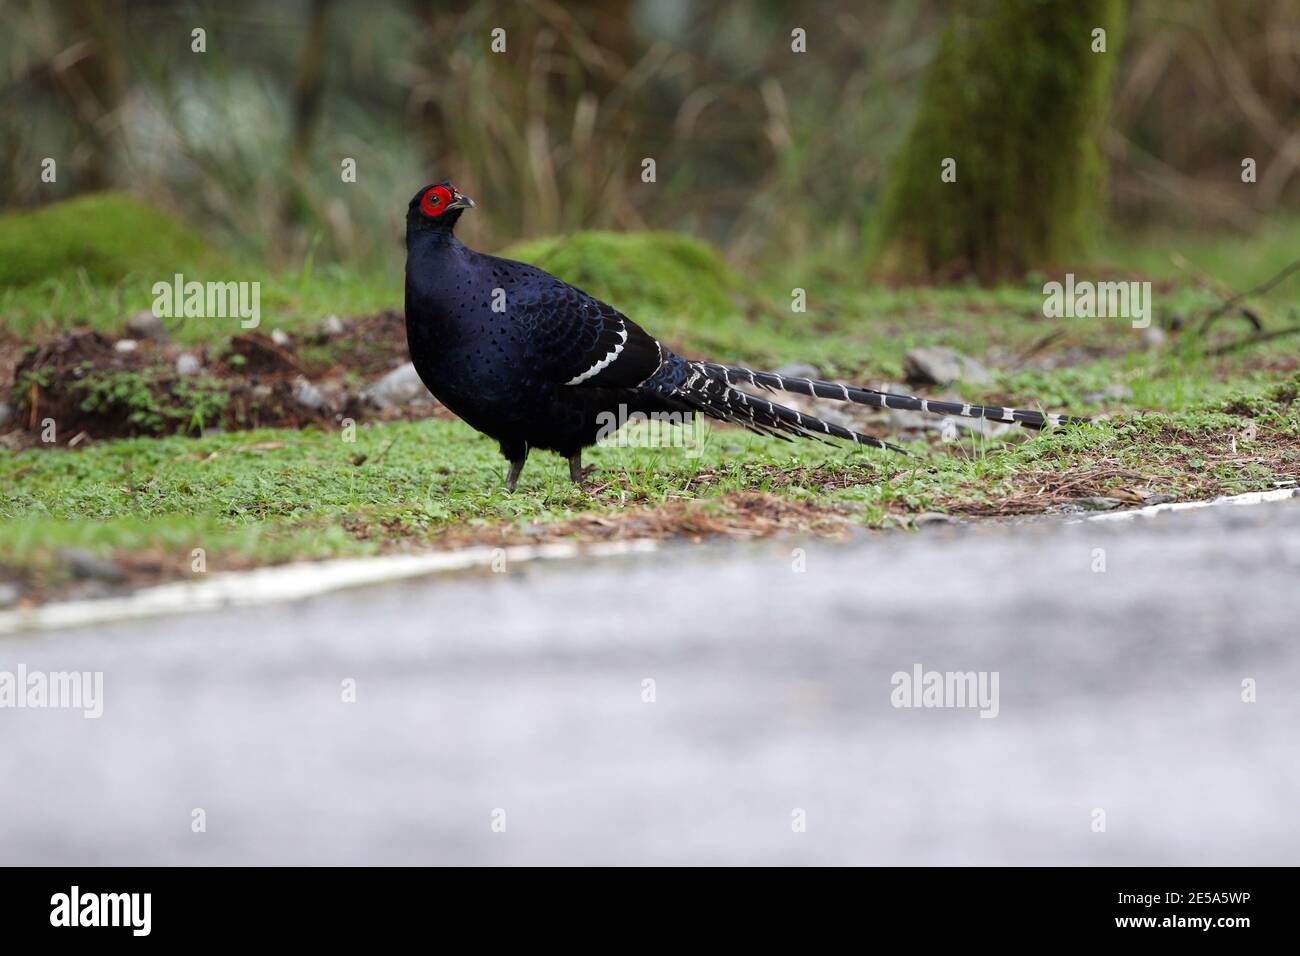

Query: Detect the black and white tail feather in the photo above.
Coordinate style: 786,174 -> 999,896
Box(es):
653,360 -> 1088,454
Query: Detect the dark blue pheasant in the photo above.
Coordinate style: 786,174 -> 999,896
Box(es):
404,181 -> 1086,491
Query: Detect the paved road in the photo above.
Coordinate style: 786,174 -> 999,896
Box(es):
1,498 -> 1298,865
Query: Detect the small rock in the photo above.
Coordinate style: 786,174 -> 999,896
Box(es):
114,339 -> 139,353
250,384 -> 273,402
1142,326 -> 1167,349
903,347 -> 993,387
175,353 -> 202,377
323,314 -> 346,336
0,582 -> 20,608
1067,496 -> 1124,512
778,392 -> 856,428
773,363 -> 820,381
1084,385 -> 1134,404
887,406 -> 1009,438
1142,493 -> 1177,506
362,362 -> 428,408
270,329 -> 291,347
58,548 -> 127,583
0,402 -> 13,429
68,580 -> 113,601
292,376 -> 325,411
126,309 -> 170,342
888,408 -> 939,432
913,512 -> 954,526
315,380 -> 349,410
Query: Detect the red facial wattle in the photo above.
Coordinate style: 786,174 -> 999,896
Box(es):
421,185 -> 454,217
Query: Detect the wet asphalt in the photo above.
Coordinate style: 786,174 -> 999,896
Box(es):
1,497 -> 1297,865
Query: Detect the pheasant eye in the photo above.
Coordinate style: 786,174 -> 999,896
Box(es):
421,186 -> 452,217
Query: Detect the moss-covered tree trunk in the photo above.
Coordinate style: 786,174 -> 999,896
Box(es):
872,0 -> 1126,282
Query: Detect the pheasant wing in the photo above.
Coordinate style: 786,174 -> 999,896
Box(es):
510,282 -> 663,389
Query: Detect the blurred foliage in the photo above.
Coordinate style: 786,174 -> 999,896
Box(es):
0,190 -> 211,285
0,0 -> 947,268
1111,0 -> 1300,226
0,0 -> 1297,276
499,230 -> 741,319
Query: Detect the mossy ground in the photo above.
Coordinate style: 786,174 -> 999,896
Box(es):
498,230 -> 744,320
2,202 -> 1299,595
0,192 -> 215,288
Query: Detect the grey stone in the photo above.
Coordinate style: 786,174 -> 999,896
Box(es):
0,582 -> 19,608
126,310 -> 170,343
1067,496 -> 1124,512
887,407 -> 1011,438
1084,385 -> 1134,404
58,548 -> 127,583
363,362 -> 428,408
114,339 -> 138,353
175,353 -> 202,377
903,347 -> 993,387
888,408 -> 939,432
270,329 -> 291,347
0,402 -> 13,429
1143,494 -> 1177,506
323,314 -> 346,336
1142,326 -> 1167,349
315,381 -> 349,410
773,363 -> 820,381
777,392 -> 856,429
913,512 -> 955,526
292,376 -> 325,411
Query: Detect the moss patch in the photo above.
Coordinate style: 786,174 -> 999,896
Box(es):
871,0 -> 1126,280
498,230 -> 743,320
0,192 -> 211,287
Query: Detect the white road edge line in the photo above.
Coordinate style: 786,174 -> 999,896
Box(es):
5,488 -> 1295,634
1079,487 -> 1298,523
0,539 -> 660,636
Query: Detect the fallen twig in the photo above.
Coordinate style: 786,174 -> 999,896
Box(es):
1196,256 -> 1300,335
1206,322 -> 1300,357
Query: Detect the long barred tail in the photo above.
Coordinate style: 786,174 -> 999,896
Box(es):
656,360 -> 908,453
701,363 -> 1089,431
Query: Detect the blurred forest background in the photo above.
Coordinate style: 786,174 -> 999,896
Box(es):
1,0 -> 1299,277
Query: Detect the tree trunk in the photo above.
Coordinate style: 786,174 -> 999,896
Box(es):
872,0 -> 1126,282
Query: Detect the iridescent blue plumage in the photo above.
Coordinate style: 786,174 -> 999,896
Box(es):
403,182 -> 1084,490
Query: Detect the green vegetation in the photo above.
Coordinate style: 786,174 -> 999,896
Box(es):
0,192 -> 213,287
0,261 -> 399,344
873,0 -> 1126,279
63,369 -> 229,436
3,374 -> 1295,586
3,216 -> 1298,592
500,231 -> 744,321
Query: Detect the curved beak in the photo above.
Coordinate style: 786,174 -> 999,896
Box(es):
449,189 -> 476,211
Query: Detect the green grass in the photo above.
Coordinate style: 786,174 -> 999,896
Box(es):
3,369 -> 1297,582
3,218 -> 1300,588
1102,215 -> 1300,294
1,261 -> 401,345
